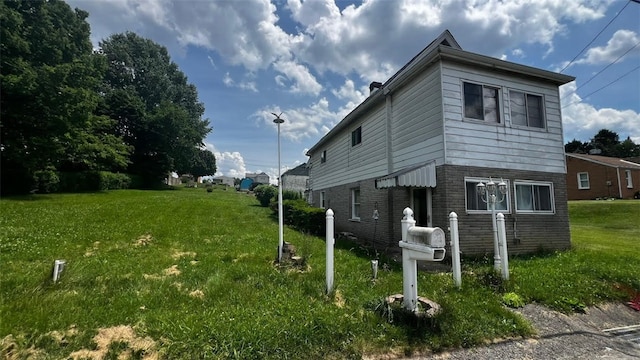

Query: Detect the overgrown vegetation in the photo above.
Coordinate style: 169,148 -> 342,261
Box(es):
1,191 -> 638,359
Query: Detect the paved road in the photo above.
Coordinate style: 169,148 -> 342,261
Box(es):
402,303 -> 640,360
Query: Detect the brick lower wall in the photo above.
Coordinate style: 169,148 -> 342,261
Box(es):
310,164 -> 571,256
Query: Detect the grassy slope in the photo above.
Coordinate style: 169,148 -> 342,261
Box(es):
0,190 -> 638,359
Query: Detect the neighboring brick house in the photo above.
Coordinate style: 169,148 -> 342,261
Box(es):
306,30 -> 575,256
281,163 -> 309,198
566,153 -> 640,200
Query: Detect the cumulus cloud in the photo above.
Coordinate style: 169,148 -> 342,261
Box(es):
560,82 -> 640,143
204,142 -> 247,178
576,29 -> 640,65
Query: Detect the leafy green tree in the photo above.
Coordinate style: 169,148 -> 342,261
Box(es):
0,0 -> 129,193
177,149 -> 217,180
565,129 -> 640,158
98,32 -> 211,186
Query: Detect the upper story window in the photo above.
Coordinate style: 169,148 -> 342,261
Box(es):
514,181 -> 554,214
465,178 -> 510,213
510,91 -> 545,128
625,170 -> 633,188
463,82 -> 500,123
321,150 -> 327,163
351,126 -> 362,146
577,172 -> 590,189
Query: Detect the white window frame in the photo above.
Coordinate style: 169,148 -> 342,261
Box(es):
319,191 -> 326,209
351,188 -> 361,220
514,180 -> 555,214
464,177 -> 510,214
320,150 -> 327,163
509,90 -> 546,129
462,81 -> 501,124
577,172 -> 590,189
625,170 -> 633,188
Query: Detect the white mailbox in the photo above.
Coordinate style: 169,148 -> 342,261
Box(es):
398,207 -> 447,311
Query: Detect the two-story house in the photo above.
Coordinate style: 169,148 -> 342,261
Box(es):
245,172 -> 270,185
306,30 -> 575,256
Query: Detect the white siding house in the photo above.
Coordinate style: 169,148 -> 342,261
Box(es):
281,163 -> 309,197
306,30 -> 574,256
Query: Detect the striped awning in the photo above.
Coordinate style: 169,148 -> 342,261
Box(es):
375,161 -> 436,189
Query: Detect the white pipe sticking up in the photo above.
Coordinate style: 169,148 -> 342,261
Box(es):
497,213 -> 509,280
326,209 -> 335,294
449,212 -> 462,288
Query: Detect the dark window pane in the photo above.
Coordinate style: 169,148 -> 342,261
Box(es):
464,83 -> 484,120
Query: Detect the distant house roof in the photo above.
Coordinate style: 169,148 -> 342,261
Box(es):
566,153 -> 640,170
282,163 -> 309,177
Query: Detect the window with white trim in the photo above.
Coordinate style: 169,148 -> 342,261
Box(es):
321,150 -> 327,163
465,178 -> 509,213
351,126 -> 362,146
351,188 -> 361,220
463,82 -> 500,123
514,181 -> 554,214
625,170 -> 633,188
320,191 -> 326,209
577,172 -> 590,189
510,91 -> 545,128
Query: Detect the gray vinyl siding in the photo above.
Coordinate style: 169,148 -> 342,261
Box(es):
309,102 -> 387,190
391,64 -> 445,171
441,61 -> 566,174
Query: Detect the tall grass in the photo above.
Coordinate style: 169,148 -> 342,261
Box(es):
1,190 -> 638,359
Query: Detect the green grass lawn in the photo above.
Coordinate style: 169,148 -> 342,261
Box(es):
1,189 -> 638,359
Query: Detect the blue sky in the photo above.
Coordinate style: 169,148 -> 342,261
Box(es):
67,0 -> 640,182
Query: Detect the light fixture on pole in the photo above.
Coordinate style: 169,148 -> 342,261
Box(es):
476,177 -> 508,271
272,112 -> 285,263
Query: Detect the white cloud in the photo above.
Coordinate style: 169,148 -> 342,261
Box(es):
272,60 -> 322,95
560,82 -> 640,143
222,72 -> 258,92
576,29 -> 640,65
204,142 -> 247,178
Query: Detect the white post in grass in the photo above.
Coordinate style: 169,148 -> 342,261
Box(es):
476,177 -> 508,271
449,212 -> 462,288
497,213 -> 509,280
326,209 -> 335,294
272,113 -> 285,263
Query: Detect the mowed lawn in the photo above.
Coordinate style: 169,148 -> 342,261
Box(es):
1,189 -> 638,359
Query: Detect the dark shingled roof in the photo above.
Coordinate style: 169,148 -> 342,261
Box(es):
282,163 -> 309,176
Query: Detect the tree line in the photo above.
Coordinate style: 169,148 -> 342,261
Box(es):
565,129 -> 640,158
1,0 -> 216,194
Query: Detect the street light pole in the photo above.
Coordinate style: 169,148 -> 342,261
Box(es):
272,113 -> 285,263
476,177 -> 507,271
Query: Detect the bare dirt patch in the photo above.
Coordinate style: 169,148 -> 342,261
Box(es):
163,265 -> 180,276
171,250 -> 196,260
134,234 -> 153,247
68,325 -> 158,360
189,289 -> 205,299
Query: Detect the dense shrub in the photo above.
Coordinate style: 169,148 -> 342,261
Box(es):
282,190 -> 302,201
254,184 -> 277,207
33,167 -> 60,193
279,199 -> 326,236
58,171 -> 132,192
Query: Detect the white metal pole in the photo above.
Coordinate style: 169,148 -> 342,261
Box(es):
497,213 -> 509,280
276,120 -> 284,263
326,209 -> 334,294
490,195 -> 501,271
449,212 -> 462,288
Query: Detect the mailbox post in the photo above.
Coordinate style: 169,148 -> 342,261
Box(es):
399,208 -> 446,312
